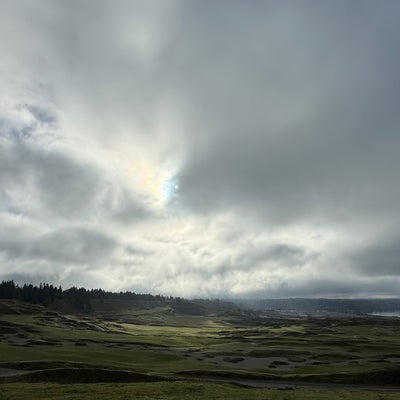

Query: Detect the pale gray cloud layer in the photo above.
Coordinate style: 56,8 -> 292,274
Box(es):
1,0 -> 400,297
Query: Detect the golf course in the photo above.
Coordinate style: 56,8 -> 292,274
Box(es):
1,293 -> 400,399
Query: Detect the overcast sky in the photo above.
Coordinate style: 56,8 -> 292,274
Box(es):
1,0 -> 400,298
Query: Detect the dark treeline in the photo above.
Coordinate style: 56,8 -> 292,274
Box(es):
0,280 -> 62,305
0,280 -> 194,313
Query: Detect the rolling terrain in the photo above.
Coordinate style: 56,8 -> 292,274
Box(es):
1,297 -> 400,399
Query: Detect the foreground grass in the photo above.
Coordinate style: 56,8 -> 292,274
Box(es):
1,382 -> 399,400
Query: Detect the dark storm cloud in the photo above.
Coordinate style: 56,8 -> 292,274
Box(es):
172,1 -> 400,226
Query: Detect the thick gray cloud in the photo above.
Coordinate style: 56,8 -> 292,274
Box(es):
350,233 -> 400,277
174,1 -> 400,226
1,142 -> 101,219
1,1 -> 400,297
0,105 -> 150,223
0,227 -> 116,265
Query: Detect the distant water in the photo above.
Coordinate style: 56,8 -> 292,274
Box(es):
369,311 -> 400,317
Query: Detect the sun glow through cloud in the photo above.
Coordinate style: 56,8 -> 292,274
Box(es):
126,160 -> 179,207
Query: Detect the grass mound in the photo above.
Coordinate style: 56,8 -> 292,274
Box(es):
177,369 -> 280,380
336,366 -> 400,385
285,365 -> 400,385
180,366 -> 400,386
0,300 -> 44,315
1,368 -> 167,384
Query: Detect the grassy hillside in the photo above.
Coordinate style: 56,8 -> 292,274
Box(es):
1,299 -> 400,399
